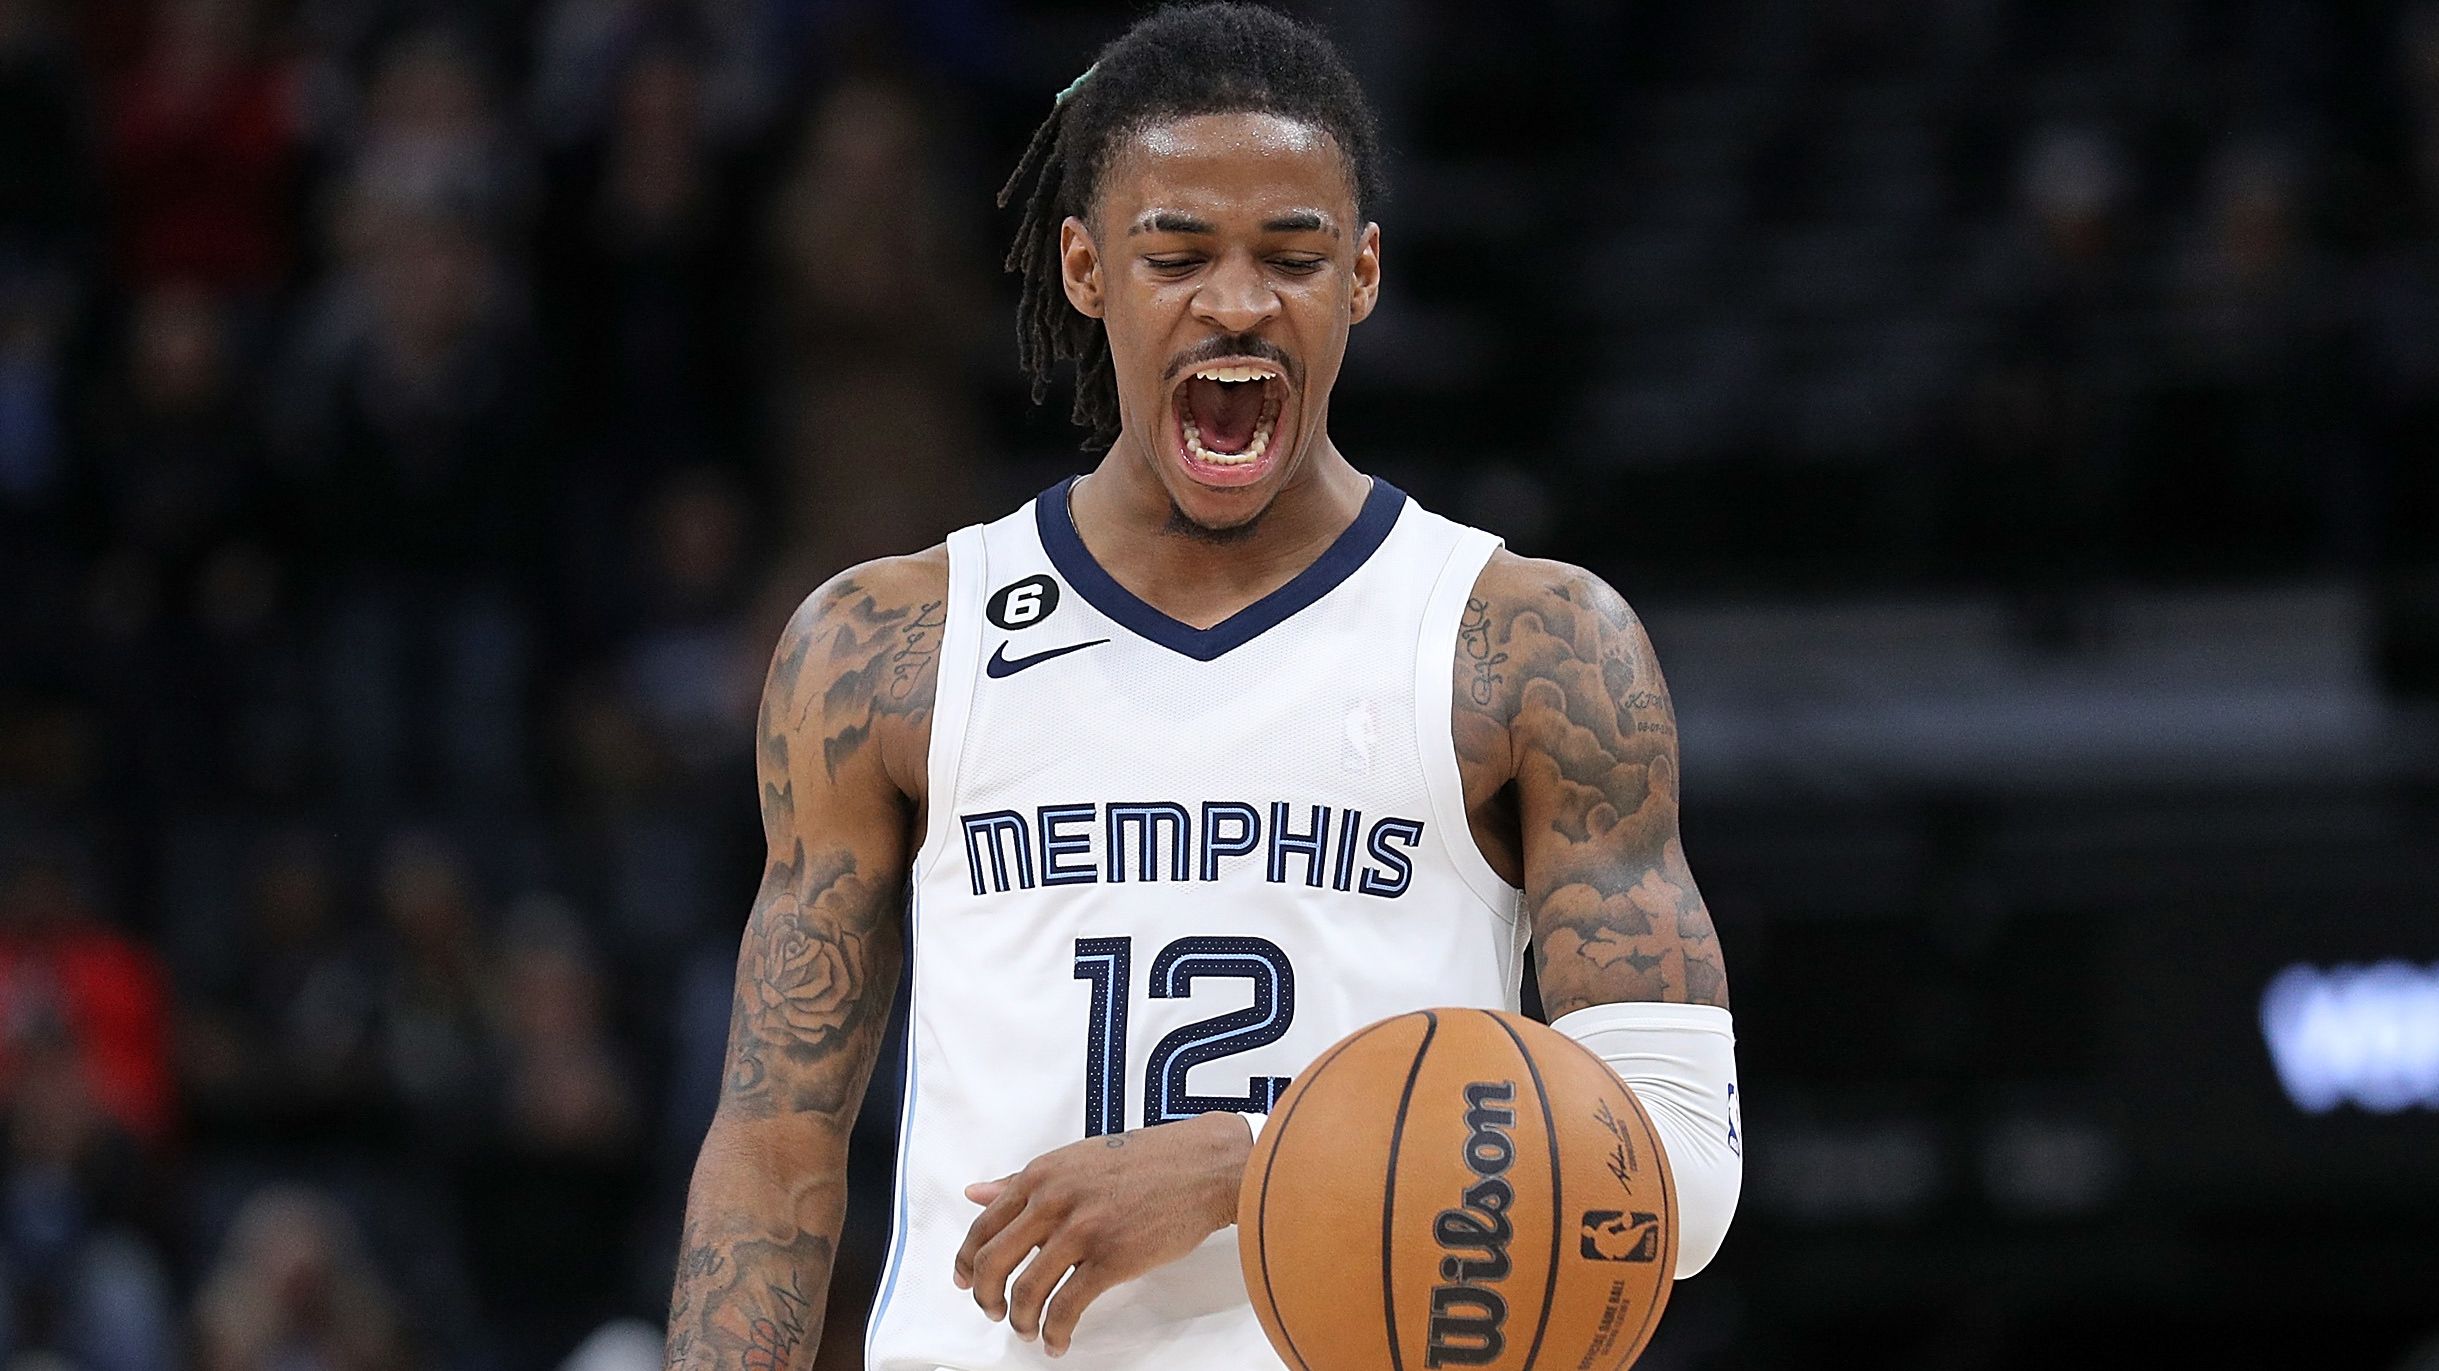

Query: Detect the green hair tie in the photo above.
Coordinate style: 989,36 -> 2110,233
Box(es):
1055,62 -> 1098,106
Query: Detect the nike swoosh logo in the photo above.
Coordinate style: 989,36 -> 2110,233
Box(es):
986,639 -> 1110,678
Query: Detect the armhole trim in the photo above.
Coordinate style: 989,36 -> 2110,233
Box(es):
1414,526 -> 1524,921
912,523 -> 989,884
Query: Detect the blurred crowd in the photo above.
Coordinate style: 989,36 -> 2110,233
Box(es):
1518,1 -> 2439,604
0,0 -> 1001,1366
0,0 -> 2436,1367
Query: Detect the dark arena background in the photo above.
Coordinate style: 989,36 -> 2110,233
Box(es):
2,1 -> 2436,1368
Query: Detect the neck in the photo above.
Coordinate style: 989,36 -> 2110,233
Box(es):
1067,432 -> 1373,630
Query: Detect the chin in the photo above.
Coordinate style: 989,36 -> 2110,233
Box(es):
1162,497 -> 1268,544
1144,432 -> 1298,540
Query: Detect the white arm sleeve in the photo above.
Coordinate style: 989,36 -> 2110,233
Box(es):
1550,1001 -> 1742,1279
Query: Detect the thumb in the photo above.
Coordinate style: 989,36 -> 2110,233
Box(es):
964,1175 -> 1014,1205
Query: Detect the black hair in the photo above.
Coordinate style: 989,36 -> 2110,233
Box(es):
997,2 -> 1386,449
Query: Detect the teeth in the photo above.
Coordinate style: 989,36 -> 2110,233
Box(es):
1180,385 -> 1283,467
1193,365 -> 1278,383
1181,406 -> 1278,467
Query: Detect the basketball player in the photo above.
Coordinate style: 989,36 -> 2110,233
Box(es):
665,6 -> 1742,1368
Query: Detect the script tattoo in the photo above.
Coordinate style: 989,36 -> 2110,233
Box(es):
888,599 -> 948,702
793,581 -> 944,782
666,1217 -> 829,1370
1459,596 -> 1507,708
1453,556 -> 1727,1019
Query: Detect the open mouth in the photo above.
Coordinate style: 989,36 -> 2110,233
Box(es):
1170,361 -> 1289,487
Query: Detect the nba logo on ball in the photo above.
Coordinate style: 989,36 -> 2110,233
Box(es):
1578,1211 -> 1663,1263
1240,1009 -> 1680,1371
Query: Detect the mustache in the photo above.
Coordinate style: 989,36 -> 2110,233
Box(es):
1161,334 -> 1299,388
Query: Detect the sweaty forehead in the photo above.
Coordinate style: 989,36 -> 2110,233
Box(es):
1094,111 -> 1358,229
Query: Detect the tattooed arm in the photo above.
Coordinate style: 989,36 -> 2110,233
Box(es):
1454,551 -> 1728,1018
1456,553 -> 1744,1274
666,549 -> 946,1371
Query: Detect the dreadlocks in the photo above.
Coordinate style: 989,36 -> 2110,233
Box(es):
997,2 -> 1386,449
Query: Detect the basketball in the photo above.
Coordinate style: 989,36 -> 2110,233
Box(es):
1239,1008 -> 1678,1371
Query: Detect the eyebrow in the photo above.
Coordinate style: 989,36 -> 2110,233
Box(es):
1130,211 -> 1213,236
1126,209 -> 1341,237
1261,210 -> 1337,236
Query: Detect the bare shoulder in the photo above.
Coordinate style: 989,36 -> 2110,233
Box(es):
1453,549 -> 1665,778
1459,549 -> 1677,832
761,546 -> 951,810
1475,550 -> 1650,664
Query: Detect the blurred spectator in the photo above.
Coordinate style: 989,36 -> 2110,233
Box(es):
616,467 -> 758,779
371,832 -> 494,1147
178,831 -> 384,1145
553,468 -> 760,968
537,31 -> 755,492
2008,124 -> 2139,315
277,194 -> 536,577
0,1038 -> 179,1371
105,0 -> 298,296
459,902 -> 642,1367
74,286 -> 315,801
0,852 -> 179,1371
194,1185 -> 416,1371
0,855 -> 172,1148
341,27 -> 533,237
2147,136 -> 2344,567
763,72 -> 989,575
0,0 -> 95,284
1943,124 -> 2139,626
0,252 -> 74,719
276,190 -> 538,801
529,0 -> 782,151
0,266 -> 67,515
2165,139 -> 2327,380
84,285 -> 264,570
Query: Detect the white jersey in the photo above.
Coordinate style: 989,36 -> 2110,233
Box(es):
867,477 -> 1524,1371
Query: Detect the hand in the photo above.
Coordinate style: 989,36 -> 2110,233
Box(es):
953,1111 -> 1252,1356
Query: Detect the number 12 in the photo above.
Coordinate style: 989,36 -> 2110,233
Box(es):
1071,935 -> 1296,1137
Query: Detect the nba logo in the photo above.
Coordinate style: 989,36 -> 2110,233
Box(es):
1579,1210 -> 1662,1263
1342,702 -> 1379,772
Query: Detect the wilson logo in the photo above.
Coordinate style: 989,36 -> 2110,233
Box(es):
1427,1081 -> 1516,1368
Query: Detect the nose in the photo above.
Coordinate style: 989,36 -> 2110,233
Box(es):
1191,251 -> 1280,335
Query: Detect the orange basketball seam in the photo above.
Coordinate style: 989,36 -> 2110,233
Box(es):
1378,1009 -> 1439,1371
1539,1025 -> 1678,1368
1250,1018 -> 1390,1371
1488,1013 -> 1564,1371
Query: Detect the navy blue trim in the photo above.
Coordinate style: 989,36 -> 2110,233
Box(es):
1035,476 -> 1407,661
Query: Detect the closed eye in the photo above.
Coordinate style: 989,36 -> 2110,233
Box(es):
1144,256 -> 1202,275
1272,257 -> 1327,275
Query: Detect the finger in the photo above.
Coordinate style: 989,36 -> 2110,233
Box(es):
968,1206 -> 1052,1322
1005,1237 -> 1080,1342
953,1181 -> 1030,1293
964,1177 -> 1011,1205
1041,1260 -> 1118,1358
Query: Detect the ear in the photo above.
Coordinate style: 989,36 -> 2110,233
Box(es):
1348,221 -> 1382,326
1058,216 -> 1104,319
